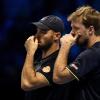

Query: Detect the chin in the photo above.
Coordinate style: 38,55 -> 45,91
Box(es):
38,44 -> 45,49
76,40 -> 88,47
38,45 -> 43,48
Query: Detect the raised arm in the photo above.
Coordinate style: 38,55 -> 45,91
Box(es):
21,36 -> 49,91
53,34 -> 78,84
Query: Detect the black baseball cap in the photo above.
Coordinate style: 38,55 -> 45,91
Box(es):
32,15 -> 65,33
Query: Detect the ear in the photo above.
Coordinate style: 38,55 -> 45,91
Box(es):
54,32 -> 61,41
88,26 -> 95,35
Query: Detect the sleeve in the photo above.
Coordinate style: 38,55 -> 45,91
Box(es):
35,54 -> 57,85
68,49 -> 99,81
37,63 -> 54,85
38,66 -> 53,84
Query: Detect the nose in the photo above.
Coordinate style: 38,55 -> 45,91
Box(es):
70,30 -> 76,37
35,32 -> 42,39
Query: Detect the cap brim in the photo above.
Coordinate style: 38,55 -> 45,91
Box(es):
32,22 -> 49,30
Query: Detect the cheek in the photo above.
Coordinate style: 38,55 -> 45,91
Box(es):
41,35 -> 53,43
44,34 -> 53,40
77,28 -> 87,37
80,32 -> 88,42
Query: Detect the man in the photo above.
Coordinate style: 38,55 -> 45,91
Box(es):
21,15 -> 67,100
53,6 -> 100,100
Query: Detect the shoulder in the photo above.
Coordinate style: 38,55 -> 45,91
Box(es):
76,47 -> 97,60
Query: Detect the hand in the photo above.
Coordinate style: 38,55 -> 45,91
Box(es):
25,36 -> 38,55
60,34 -> 77,46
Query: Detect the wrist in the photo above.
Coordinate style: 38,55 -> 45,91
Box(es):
61,42 -> 72,48
27,50 -> 35,56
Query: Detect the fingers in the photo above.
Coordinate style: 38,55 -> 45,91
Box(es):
27,36 -> 38,42
70,31 -> 75,37
27,35 -> 34,41
25,36 -> 34,47
34,38 -> 38,44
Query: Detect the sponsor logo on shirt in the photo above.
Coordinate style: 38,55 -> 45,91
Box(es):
42,66 -> 51,73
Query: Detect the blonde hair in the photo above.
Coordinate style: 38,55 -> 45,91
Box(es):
67,5 -> 100,35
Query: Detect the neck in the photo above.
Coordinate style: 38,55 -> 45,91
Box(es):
42,43 -> 59,59
88,35 -> 100,48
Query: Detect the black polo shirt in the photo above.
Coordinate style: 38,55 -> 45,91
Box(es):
25,50 -> 59,100
68,42 -> 100,100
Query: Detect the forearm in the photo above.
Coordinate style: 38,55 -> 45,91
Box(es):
21,52 -> 50,90
53,42 -> 73,84
21,36 -> 49,90
54,43 -> 71,76
53,34 -> 77,84
21,52 -> 36,87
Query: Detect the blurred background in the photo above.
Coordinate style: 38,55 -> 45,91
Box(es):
0,0 -> 100,100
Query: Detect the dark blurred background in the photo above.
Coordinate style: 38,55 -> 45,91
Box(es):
0,0 -> 100,100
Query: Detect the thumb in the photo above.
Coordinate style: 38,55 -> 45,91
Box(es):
34,38 -> 38,44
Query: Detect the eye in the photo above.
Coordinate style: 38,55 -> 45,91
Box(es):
74,26 -> 79,30
40,30 -> 47,34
